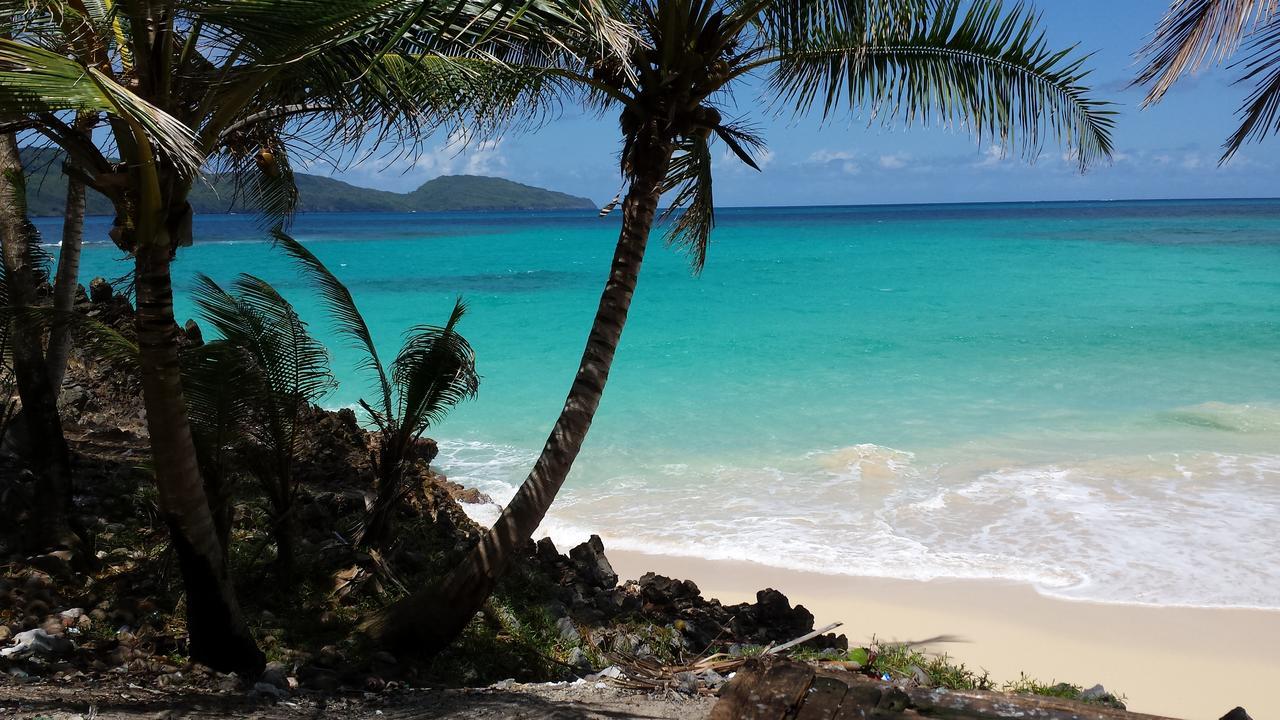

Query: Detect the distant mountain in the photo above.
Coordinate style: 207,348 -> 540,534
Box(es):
17,147 -> 595,217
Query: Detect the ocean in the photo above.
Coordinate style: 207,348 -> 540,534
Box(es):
40,198 -> 1280,610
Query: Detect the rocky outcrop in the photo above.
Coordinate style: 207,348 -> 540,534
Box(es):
521,534 -> 846,666
2,277 -> 846,696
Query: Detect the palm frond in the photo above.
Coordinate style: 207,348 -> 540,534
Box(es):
1135,0 -> 1278,104
660,134 -> 717,273
230,273 -> 334,404
10,305 -> 139,372
391,297 -> 479,438
211,140 -> 300,228
1222,13 -> 1280,157
191,272 -> 333,462
273,229 -> 393,420
0,38 -> 204,177
763,0 -> 1115,171
182,339 -> 260,458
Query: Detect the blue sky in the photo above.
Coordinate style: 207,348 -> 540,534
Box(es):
325,1 -> 1279,207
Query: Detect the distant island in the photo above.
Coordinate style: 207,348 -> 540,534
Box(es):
18,147 -> 596,216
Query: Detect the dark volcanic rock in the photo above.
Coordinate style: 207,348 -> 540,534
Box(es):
88,277 -> 112,304
570,535 -> 617,589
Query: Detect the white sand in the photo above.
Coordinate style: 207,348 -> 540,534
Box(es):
610,550 -> 1279,719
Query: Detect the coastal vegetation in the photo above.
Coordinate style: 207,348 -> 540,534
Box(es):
0,0 -> 619,674
18,147 -> 595,215
379,0 -> 1116,657
0,0 -> 1155,715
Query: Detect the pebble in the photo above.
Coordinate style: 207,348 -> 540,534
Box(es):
1081,684 -> 1109,701
260,662 -> 289,691
566,647 -> 591,670
674,671 -> 700,695
0,628 -> 73,658
701,669 -> 726,689
250,681 -> 288,700
555,617 -> 581,645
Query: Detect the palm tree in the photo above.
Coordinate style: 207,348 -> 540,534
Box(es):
1136,0 -> 1280,158
0,131 -> 76,552
276,231 -> 480,551
45,113 -> 96,392
188,273 -> 335,575
0,0 -> 626,674
370,0 -> 1116,654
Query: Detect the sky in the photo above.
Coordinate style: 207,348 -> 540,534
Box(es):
321,1 -> 1280,208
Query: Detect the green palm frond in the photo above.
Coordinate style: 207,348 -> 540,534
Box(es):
9,305 -> 139,372
210,141 -> 300,227
191,274 -> 332,402
392,297 -> 479,439
1224,14 -> 1280,157
0,39 -> 204,176
762,0 -> 1115,171
191,272 -> 333,459
273,229 -> 393,420
230,274 -> 335,404
660,134 -> 717,272
1135,0 -> 1277,104
183,339 -> 260,459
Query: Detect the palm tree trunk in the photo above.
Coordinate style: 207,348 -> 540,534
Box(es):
134,235 -> 264,676
0,133 -> 77,552
370,136 -> 675,653
46,118 -> 93,391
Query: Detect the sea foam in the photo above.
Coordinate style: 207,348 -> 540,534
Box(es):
436,437 -> 1280,611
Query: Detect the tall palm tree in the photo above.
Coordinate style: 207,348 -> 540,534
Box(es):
0,131 -> 76,552
0,0 -> 627,673
46,113 -> 96,392
371,0 -> 1116,654
1136,0 -> 1280,158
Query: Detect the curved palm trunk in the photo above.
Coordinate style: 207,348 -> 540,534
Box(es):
371,137 -> 674,653
135,236 -> 264,676
0,133 -> 77,551
46,143 -> 89,390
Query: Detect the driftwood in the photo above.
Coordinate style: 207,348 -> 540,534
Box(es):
709,658 -> 814,720
763,622 -> 844,655
709,658 -> 1187,720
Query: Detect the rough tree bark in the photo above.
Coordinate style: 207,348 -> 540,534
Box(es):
0,133 -> 77,552
45,115 -> 94,390
369,130 -> 675,653
134,225 -> 264,675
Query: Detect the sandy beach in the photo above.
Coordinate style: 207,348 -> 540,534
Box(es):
609,550 -> 1280,719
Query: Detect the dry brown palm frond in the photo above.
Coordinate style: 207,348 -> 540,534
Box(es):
1137,0 -> 1280,104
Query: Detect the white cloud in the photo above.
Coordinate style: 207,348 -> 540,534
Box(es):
409,130 -> 509,177
974,145 -> 1007,168
809,149 -> 856,163
878,153 -> 909,169
808,149 -> 860,174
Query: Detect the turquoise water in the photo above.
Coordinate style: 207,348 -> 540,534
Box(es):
43,199 -> 1280,609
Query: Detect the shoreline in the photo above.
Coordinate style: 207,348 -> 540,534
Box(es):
608,549 -> 1280,719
